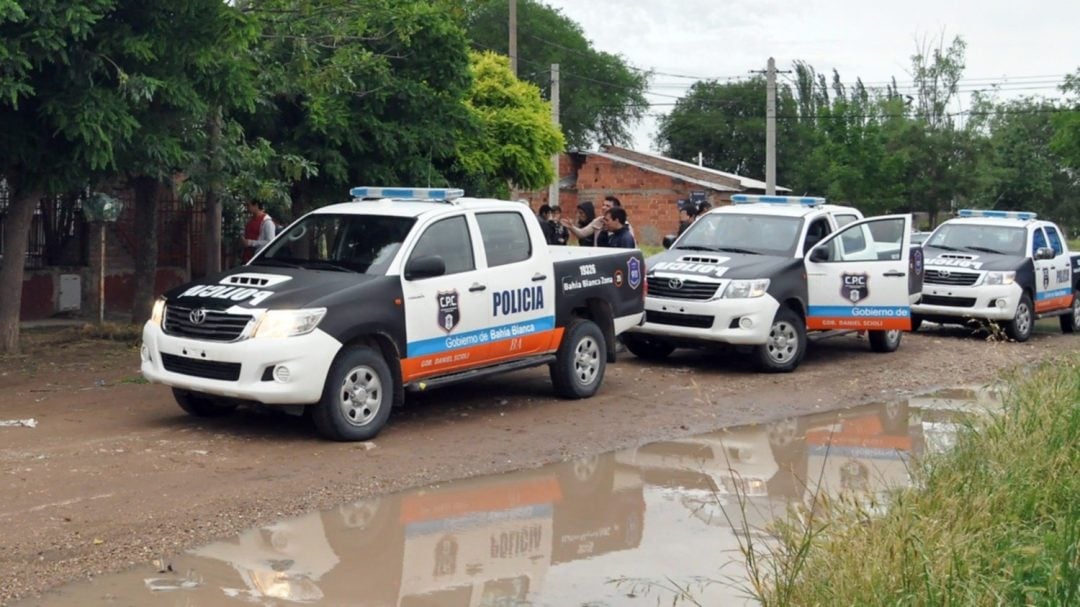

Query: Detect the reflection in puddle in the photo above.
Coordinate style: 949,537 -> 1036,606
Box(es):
23,386 -> 1001,606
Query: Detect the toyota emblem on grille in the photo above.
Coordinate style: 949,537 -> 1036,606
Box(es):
189,308 -> 208,325
938,270 -> 951,277
668,278 -> 684,290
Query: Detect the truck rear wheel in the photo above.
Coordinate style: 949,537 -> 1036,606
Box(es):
754,307 -> 806,373
1061,288 -> 1080,334
911,315 -> 924,332
622,333 -> 675,360
1004,293 -> 1034,342
312,345 -> 392,441
551,319 -> 606,398
869,329 -> 902,353
172,388 -> 237,417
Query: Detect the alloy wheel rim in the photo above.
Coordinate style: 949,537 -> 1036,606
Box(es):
574,336 -> 600,385
338,365 -> 382,427
767,321 -> 798,363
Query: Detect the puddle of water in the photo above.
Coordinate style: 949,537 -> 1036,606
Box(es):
21,385 -> 1001,607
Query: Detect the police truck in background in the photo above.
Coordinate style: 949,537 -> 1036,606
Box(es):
913,209 -> 1080,341
622,195 -> 922,372
140,187 -> 645,441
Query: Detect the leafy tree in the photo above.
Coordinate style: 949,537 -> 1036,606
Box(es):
465,0 -> 647,149
239,0 -> 474,217
451,51 -> 565,198
1050,70 -> 1080,169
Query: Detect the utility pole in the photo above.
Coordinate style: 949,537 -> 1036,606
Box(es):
751,58 -> 790,195
509,0 -> 517,76
549,63 -> 560,208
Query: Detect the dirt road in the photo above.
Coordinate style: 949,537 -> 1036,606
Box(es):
1,324 -> 1077,605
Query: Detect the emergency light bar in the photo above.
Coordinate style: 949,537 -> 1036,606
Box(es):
958,209 -> 1037,221
731,194 -> 825,207
349,187 -> 464,202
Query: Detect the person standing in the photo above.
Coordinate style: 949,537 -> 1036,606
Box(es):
537,204 -> 558,245
601,207 -> 636,248
551,206 -> 569,245
561,201 -> 597,246
677,201 -> 698,235
242,200 -> 276,262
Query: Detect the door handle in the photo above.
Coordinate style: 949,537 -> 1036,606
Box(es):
883,270 -> 905,277
469,283 -> 487,292
531,273 -> 547,282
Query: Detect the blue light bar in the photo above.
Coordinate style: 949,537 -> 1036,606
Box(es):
349,186 -> 464,202
958,209 -> 1037,221
731,194 -> 825,207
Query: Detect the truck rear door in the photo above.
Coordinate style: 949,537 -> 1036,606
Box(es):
1035,225 -> 1074,313
805,215 -> 914,331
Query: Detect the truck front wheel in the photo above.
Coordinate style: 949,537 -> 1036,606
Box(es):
551,319 -> 606,398
172,388 -> 237,417
1061,288 -> 1080,334
754,308 -> 806,373
622,333 -> 675,361
1004,293 -> 1034,342
869,329 -> 902,353
312,346 -> 392,441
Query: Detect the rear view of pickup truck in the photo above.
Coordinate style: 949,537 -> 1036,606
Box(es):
141,187 -> 645,441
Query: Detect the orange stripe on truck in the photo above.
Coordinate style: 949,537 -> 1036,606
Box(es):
400,328 -> 564,383
1035,294 -> 1073,313
807,317 -> 912,331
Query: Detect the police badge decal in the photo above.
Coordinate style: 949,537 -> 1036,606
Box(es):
437,290 -> 460,333
840,272 -> 869,304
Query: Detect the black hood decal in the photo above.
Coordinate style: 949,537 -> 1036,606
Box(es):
646,249 -> 798,280
165,266 -> 382,309
922,247 -> 1026,272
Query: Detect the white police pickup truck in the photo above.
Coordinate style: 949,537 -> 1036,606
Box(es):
913,209 -> 1080,341
622,195 -> 922,372
141,187 -> 645,441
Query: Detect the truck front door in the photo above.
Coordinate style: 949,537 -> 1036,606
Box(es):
805,215 -> 914,331
1034,225 -> 1074,313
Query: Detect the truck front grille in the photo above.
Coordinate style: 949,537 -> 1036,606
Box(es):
646,310 -> 714,328
163,304 -> 253,342
647,277 -> 721,300
161,353 -> 241,381
924,269 -> 979,286
920,295 -> 977,308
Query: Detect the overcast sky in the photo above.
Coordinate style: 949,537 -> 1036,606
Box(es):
539,0 -> 1080,152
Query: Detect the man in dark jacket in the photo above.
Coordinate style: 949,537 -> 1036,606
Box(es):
601,207 -> 636,248
561,201 -> 597,246
537,204 -> 558,245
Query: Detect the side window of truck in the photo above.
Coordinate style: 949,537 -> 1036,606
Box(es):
1045,226 -> 1064,256
409,216 -> 475,275
1031,228 -> 1048,257
476,212 -> 532,267
803,218 -> 832,253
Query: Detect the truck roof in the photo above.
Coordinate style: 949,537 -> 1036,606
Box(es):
942,216 -> 1043,230
312,197 -> 530,219
710,202 -> 861,219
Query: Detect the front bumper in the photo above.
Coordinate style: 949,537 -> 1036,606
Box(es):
625,294 -> 780,345
912,282 -> 1022,321
140,322 -> 342,405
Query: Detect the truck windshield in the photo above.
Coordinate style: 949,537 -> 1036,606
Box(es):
676,213 -> 803,256
925,224 -> 1025,256
253,214 -> 416,274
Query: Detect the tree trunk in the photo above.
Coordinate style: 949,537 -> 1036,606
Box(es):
0,189 -> 43,353
130,176 -> 159,325
204,107 -> 223,276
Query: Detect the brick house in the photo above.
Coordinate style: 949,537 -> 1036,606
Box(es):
517,145 -> 789,246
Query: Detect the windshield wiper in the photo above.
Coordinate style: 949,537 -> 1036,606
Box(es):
303,260 -> 356,273
928,244 -> 959,251
250,258 -> 303,268
963,246 -> 1004,255
715,246 -> 762,255
675,245 -> 720,251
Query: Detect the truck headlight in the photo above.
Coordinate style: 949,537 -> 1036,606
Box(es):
150,298 -> 166,327
253,308 -> 327,339
722,279 -> 770,299
984,271 -> 1015,286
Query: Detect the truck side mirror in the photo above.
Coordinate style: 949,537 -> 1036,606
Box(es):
1035,246 -> 1055,260
404,255 -> 446,280
809,246 -> 830,263
662,234 -> 676,249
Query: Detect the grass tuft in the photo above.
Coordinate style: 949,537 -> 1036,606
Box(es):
78,322 -> 144,344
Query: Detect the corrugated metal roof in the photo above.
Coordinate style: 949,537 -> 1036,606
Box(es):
598,146 -> 791,193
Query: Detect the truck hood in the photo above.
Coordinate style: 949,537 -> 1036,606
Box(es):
922,246 -> 1026,272
164,265 -> 385,310
646,248 -> 799,280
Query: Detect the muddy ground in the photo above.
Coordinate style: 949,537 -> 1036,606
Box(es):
1,323 -> 1077,605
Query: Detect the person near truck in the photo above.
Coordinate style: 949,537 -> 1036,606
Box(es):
536,204 -> 558,245
550,206 -> 569,245
241,200 -> 276,262
677,200 -> 698,235
562,201 -> 598,246
601,207 -> 636,248
562,196 -> 634,246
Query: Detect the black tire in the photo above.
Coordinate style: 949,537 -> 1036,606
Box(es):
1004,293 -> 1034,342
754,307 -> 806,373
911,315 -> 924,332
1060,288 -> 1080,334
172,388 -> 237,417
622,333 -> 675,360
869,329 -> 902,353
551,319 -> 607,398
312,346 -> 393,441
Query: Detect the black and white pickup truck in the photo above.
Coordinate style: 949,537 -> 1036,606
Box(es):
141,187 -> 645,440
622,195 -> 922,372
913,209 -> 1080,341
